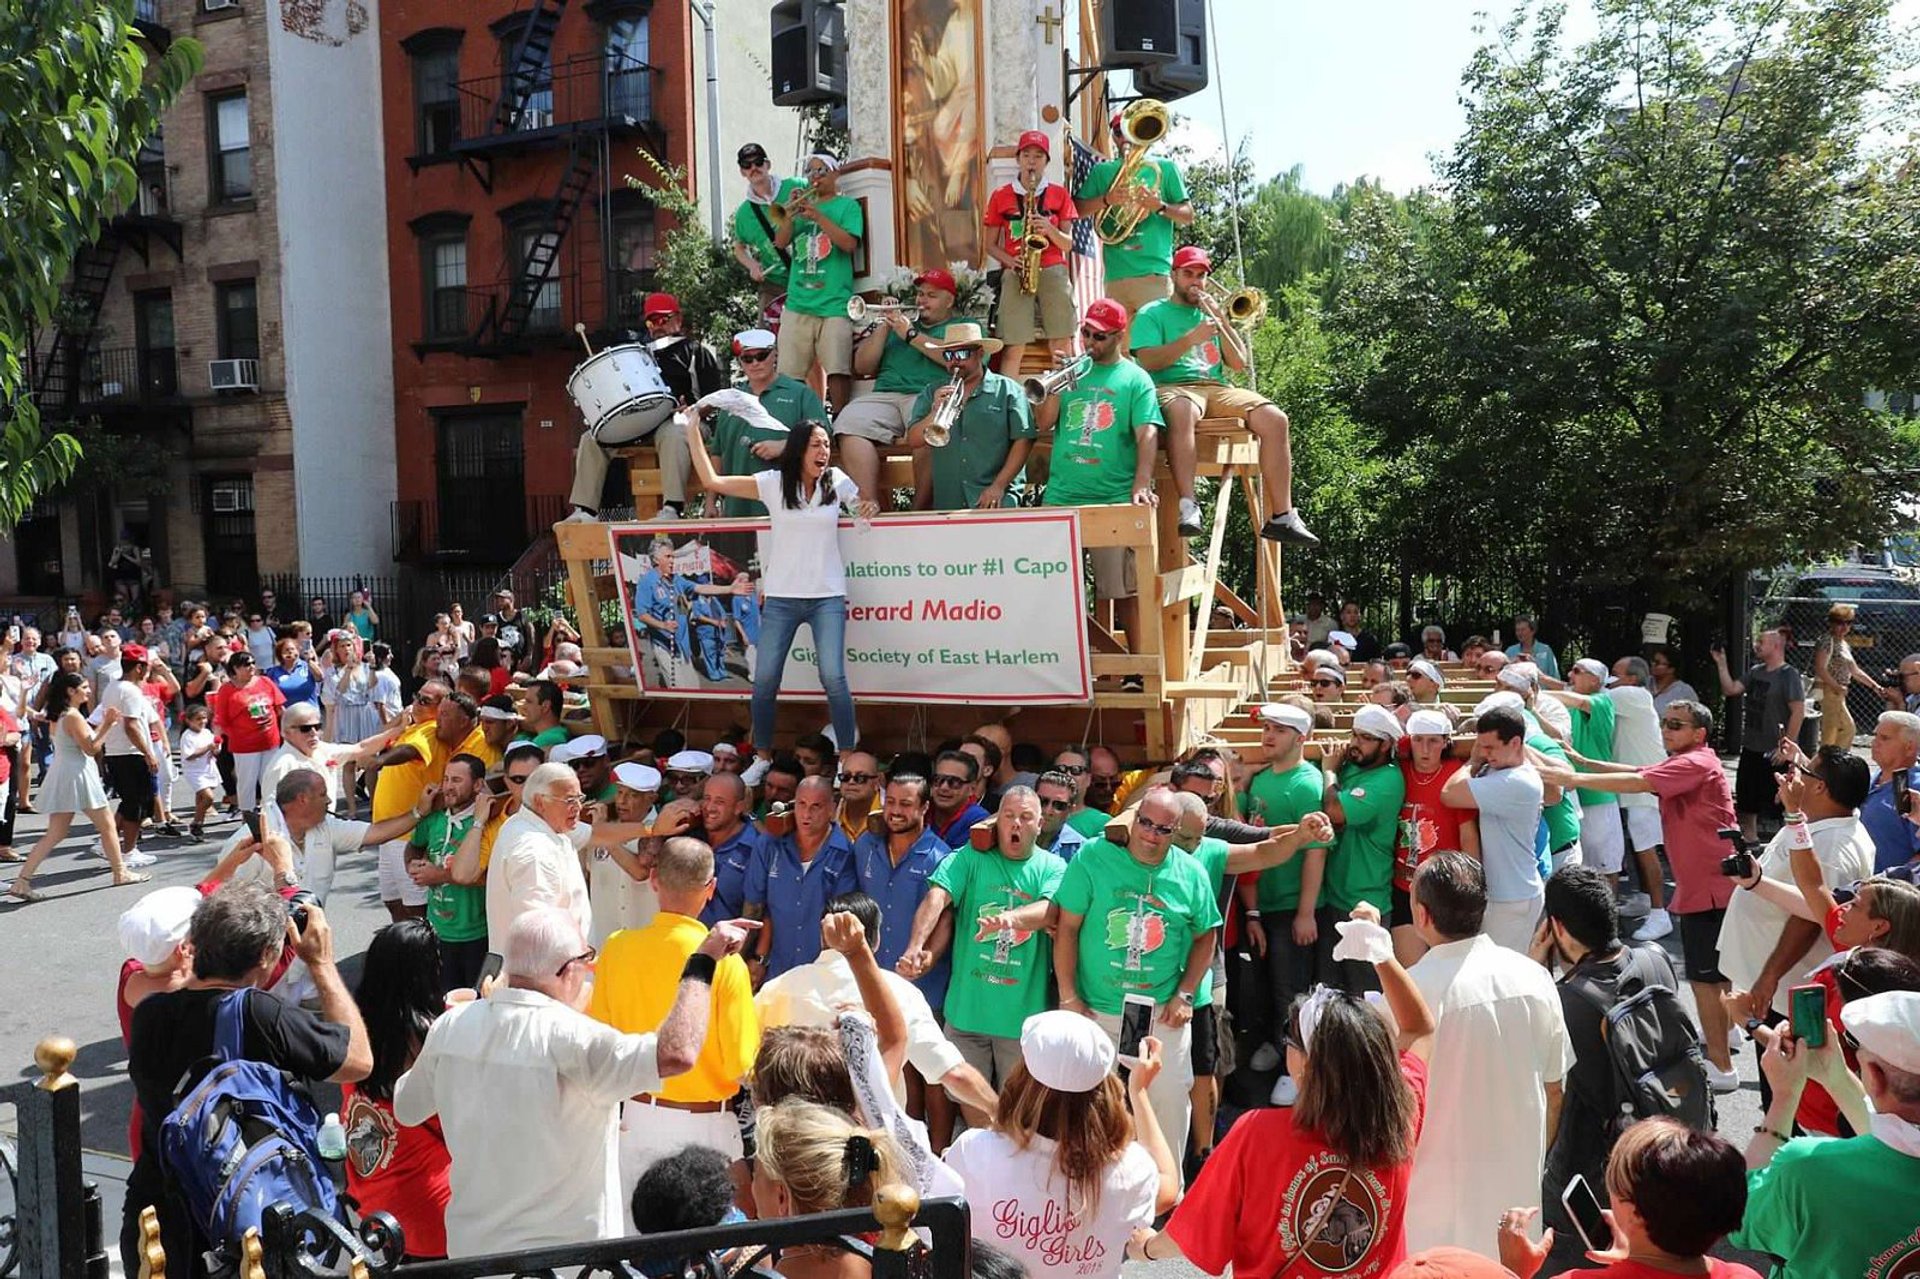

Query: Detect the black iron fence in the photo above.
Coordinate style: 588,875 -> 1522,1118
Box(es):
1,1039 -> 108,1279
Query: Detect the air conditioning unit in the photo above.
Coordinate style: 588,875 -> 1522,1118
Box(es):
211,486 -> 245,513
208,358 -> 258,391
203,0 -> 238,11
518,107 -> 554,131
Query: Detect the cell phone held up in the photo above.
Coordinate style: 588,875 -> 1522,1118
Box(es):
1116,993 -> 1155,1067
1718,828 -> 1754,879
1789,982 -> 1827,1048
1559,1175 -> 1614,1253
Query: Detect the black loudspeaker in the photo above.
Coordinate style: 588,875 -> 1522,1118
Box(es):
1102,0 -> 1178,66
1133,0 -> 1207,100
771,0 -> 847,106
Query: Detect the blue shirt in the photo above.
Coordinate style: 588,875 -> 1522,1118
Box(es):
733,594 -> 761,647
267,661 -> 320,707
701,824 -> 763,926
1044,822 -> 1088,861
932,803 -> 992,850
853,827 -> 953,1003
632,567 -> 688,652
746,827 -> 859,977
1504,640 -> 1561,681
1862,766 -> 1920,872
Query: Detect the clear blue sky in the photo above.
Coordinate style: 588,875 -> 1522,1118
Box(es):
1166,0 -> 1917,194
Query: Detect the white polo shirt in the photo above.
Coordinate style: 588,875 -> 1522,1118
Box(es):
756,948 -> 967,1101
485,806 -> 593,949
1718,814 -> 1874,1015
1606,684 -> 1664,810
753,466 -> 860,598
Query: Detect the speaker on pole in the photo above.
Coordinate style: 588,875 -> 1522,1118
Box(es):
1133,0 -> 1208,100
771,0 -> 847,106
1101,0 -> 1178,66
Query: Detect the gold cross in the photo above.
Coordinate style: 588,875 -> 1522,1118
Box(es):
1034,2 -> 1062,45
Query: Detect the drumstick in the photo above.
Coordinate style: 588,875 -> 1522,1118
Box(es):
573,322 -> 595,358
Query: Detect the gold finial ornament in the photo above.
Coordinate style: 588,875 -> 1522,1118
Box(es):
34,1036 -> 77,1091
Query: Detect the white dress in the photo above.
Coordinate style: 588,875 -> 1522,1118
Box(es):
39,711 -> 107,813
324,663 -> 383,744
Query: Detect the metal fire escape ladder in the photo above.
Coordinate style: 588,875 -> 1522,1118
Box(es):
489,0 -> 568,134
31,239 -> 125,405
491,137 -> 599,345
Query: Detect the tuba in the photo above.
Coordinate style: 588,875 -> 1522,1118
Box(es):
1095,99 -> 1171,246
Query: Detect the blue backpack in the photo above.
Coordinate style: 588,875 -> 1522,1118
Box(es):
158,989 -> 342,1250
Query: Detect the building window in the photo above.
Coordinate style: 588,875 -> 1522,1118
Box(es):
135,129 -> 168,218
202,475 -> 258,600
435,412 -> 526,561
135,291 -> 176,398
608,202 -> 655,326
513,224 -> 562,332
208,91 -> 251,202
413,44 -> 461,155
420,232 -> 468,340
216,281 -> 260,361
604,15 -> 651,120
498,32 -> 553,130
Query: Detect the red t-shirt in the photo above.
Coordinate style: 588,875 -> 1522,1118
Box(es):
141,681 -> 172,741
118,958 -> 144,1159
1549,1260 -> 1762,1279
984,182 -> 1077,269
212,676 -> 286,754
1394,759 -> 1469,891
338,1085 -> 451,1259
487,665 -> 511,698
1640,746 -> 1738,914
1166,1053 -> 1428,1279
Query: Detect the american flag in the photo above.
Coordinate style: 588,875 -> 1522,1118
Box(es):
1068,134 -> 1107,311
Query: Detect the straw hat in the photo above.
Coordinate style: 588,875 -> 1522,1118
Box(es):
926,322 -> 1004,356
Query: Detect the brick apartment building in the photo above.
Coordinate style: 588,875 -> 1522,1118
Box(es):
380,0 -> 699,569
10,0 -> 394,608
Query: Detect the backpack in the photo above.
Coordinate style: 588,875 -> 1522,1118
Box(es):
1573,944 -> 1715,1136
158,989 -> 342,1251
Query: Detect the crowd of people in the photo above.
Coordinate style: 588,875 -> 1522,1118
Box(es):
82,593 -> 1920,1278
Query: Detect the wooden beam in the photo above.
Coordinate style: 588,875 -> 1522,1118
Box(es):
1185,464 -> 1237,685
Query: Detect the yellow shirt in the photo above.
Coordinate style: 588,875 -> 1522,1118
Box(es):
588,912 -> 759,1103
836,795 -> 880,847
373,723 -> 489,822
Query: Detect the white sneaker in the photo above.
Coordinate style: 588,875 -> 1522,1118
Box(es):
123,851 -> 157,869
562,507 -> 598,524
1729,1024 -> 1746,1053
1248,1041 -> 1281,1073
1632,908 -> 1674,942
1177,497 -> 1204,537
1618,891 -> 1652,917
1706,1063 -> 1741,1093
741,756 -> 771,787
654,505 -> 681,522
1269,1074 -> 1299,1107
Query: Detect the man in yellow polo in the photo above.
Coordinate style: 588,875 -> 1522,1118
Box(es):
371,690 -> 487,923
589,834 -> 760,1220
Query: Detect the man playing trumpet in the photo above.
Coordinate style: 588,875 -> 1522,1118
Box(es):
903,324 -> 1034,511
833,269 -> 966,506
1131,247 -> 1318,546
774,152 -> 864,413
983,130 -> 1080,380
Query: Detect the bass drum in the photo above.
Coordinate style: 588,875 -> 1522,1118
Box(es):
567,343 -> 677,445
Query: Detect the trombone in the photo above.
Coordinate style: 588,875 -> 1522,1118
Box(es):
1095,99 -> 1172,246
846,297 -> 920,325
1023,354 -> 1092,405
1201,279 -> 1268,327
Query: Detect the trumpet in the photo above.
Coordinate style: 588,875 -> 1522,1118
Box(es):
1095,99 -> 1171,246
846,297 -> 920,325
1023,354 -> 1092,405
925,371 -> 964,447
1201,279 -> 1268,327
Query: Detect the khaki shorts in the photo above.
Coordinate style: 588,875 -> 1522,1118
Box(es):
777,312 -> 853,377
1107,273 -> 1172,316
1156,381 -> 1272,420
832,392 -> 919,444
996,263 -> 1077,344
1090,546 -> 1137,601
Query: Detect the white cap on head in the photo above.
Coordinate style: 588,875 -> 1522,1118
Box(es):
1474,690 -> 1526,717
1841,990 -> 1920,1074
1572,658 -> 1610,682
1304,648 -> 1342,672
1406,709 -> 1453,737
568,734 -> 609,758
613,761 -> 663,793
1408,658 -> 1445,688
477,703 -> 519,722
733,328 -> 778,351
118,886 -> 201,968
1328,630 -> 1359,651
1352,703 -> 1405,742
1317,665 -> 1349,686
666,749 -> 716,775
1255,702 -> 1315,736
1020,1009 -> 1116,1092
711,741 -> 740,759
1497,663 -> 1541,692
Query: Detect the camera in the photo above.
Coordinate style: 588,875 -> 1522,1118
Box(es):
1718,828 -> 1754,879
288,888 -> 320,935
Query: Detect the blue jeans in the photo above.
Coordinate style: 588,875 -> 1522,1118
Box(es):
752,595 -> 857,753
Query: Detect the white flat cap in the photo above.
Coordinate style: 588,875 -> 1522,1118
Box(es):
1254,703 -> 1315,735
1406,709 -> 1453,737
1020,1009 -> 1116,1092
1841,990 -> 1920,1073
1474,690 -> 1527,717
1408,658 -> 1445,687
1352,704 -> 1405,742
118,886 -> 201,968
1497,663 -> 1541,692
613,761 -> 663,793
666,749 -> 715,774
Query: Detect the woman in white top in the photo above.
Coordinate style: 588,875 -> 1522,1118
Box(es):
687,418 -> 876,761
8,671 -> 149,900
945,1011 -> 1179,1279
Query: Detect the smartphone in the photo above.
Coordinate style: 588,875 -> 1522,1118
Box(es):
1559,1175 -> 1613,1252
486,774 -> 511,797
242,810 -> 262,843
1789,983 -> 1827,1048
477,952 -> 504,989
1117,993 -> 1156,1066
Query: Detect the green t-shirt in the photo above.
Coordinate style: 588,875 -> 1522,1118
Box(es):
1326,761 -> 1405,915
411,808 -> 486,944
1076,156 -> 1189,280
1066,807 -> 1113,839
1182,838 -> 1229,1008
1041,358 -> 1163,507
515,725 -> 571,750
710,376 -> 828,517
1567,694 -> 1618,810
731,179 -> 803,289
1526,729 -> 1584,850
1729,1132 -> 1920,1277
872,317 -> 960,395
1129,298 -> 1223,387
783,193 -> 864,317
908,372 -> 1035,509
1054,836 -> 1223,1014
929,846 -> 1067,1039
1242,761 -> 1328,912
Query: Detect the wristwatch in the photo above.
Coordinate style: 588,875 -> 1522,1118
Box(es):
1175,989 -> 1195,1005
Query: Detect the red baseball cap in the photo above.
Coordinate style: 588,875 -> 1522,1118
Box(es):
1016,129 -> 1051,157
121,643 -> 149,664
1082,298 -> 1129,334
642,292 -> 681,319
914,268 -> 958,296
1171,246 -> 1213,274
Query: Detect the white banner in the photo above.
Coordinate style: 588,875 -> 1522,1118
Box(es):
609,510 -> 1092,703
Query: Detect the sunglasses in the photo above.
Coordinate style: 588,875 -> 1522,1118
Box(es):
942,348 -> 979,362
415,694 -> 444,707
556,946 -> 598,977
666,770 -> 703,784
737,350 -> 773,364
644,313 -> 678,326
838,771 -> 879,785
932,774 -> 970,789
1659,718 -> 1695,730
506,772 -> 534,785
1038,797 -> 1074,812
1135,815 -> 1177,838
1054,762 -> 1089,775
290,723 -> 322,734
1079,325 -> 1116,341
1312,677 -> 1344,688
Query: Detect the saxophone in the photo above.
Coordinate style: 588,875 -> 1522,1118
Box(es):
1017,174 -> 1048,295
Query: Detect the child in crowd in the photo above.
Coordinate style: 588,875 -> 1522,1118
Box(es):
176,704 -> 223,840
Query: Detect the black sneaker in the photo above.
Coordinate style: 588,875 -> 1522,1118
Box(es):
1121,675 -> 1145,693
1260,509 -> 1320,546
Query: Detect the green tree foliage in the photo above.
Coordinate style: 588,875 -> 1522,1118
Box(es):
1330,0 -> 1920,610
0,0 -> 200,528
627,151 -> 758,353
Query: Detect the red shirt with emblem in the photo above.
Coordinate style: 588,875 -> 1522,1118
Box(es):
984,182 -> 1077,269
338,1083 -> 451,1258
211,675 -> 285,754
1393,759 -> 1470,892
1166,1053 -> 1428,1278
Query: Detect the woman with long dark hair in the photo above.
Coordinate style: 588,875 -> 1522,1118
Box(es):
468,636 -> 511,697
341,920 -> 452,1260
687,417 -> 875,760
7,671 -> 149,899
1127,906 -> 1436,1278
